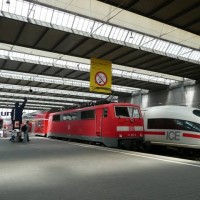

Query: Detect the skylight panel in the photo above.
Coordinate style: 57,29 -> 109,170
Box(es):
0,84 -> 108,99
153,40 -> 170,55
25,103 -> 62,108
140,74 -> 149,81
178,47 -> 191,57
51,11 -> 75,32
0,70 -> 146,94
30,4 -> 44,26
29,4 -> 48,25
51,10 -> 64,31
1,0 -> 10,13
24,54 -> 39,64
0,101 -> 51,109
0,0 -> 199,64
178,47 -> 192,61
39,56 -> 53,66
54,59 -> 66,68
121,71 -> 131,78
109,27 -> 128,45
165,43 -> 181,58
92,22 -> 112,41
148,76 -> 157,82
189,51 -> 200,63
0,91 -> 91,103
38,7 -> 52,27
54,79 -> 63,85
130,72 -> 138,79
0,50 -> 9,59
112,86 -> 137,93
112,69 -> 122,76
125,31 -> 143,48
0,47 -> 190,85
66,61 -> 80,70
0,97 -> 74,106
30,5 -> 53,27
140,36 -> 157,51
72,16 -> 94,36
78,63 -> 90,72
4,0 -> 26,21
9,52 -> 24,62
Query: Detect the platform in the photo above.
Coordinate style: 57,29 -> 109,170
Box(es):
0,136 -> 200,200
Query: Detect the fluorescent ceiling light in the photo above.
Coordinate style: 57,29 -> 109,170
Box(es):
0,97 -> 74,106
0,101 -> 61,108
0,101 -> 51,109
0,91 -> 91,103
0,69 -> 148,94
0,0 -> 199,64
0,47 -> 188,85
0,83 -> 110,99
0,104 -> 50,110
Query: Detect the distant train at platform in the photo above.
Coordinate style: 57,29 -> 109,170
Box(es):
143,105 -> 200,150
30,111 -> 50,137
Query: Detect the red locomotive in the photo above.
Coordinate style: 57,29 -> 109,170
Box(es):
46,102 -> 144,148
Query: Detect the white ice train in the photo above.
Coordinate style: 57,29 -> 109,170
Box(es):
142,105 -> 200,151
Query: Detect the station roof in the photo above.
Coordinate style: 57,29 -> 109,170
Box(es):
0,0 -> 199,110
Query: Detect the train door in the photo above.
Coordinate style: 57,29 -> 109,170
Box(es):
95,109 -> 103,137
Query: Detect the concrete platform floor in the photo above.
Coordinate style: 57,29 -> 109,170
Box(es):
0,136 -> 200,200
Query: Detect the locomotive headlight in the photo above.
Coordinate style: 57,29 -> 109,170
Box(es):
119,134 -> 122,138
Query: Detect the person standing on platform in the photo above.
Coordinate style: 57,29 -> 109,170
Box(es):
11,97 -> 27,130
26,120 -> 30,142
22,121 -> 29,143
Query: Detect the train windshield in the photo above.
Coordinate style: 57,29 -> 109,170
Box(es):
193,110 -> 200,117
115,106 -> 140,118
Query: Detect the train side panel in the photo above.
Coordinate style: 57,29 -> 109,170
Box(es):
143,106 -> 200,149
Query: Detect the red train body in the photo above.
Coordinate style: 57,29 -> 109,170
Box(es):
32,111 -> 50,136
46,102 -> 144,148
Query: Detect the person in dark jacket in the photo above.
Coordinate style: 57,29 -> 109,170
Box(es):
22,121 -> 29,143
11,97 -> 27,130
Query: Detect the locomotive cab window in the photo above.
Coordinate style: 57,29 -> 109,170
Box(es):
129,107 -> 140,118
115,106 -> 140,118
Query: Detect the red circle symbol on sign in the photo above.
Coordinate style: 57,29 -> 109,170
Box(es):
95,72 -> 107,86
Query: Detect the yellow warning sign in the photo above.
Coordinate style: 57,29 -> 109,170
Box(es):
90,58 -> 112,94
